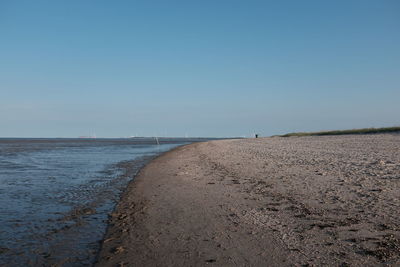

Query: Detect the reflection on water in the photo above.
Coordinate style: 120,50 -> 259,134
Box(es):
0,138 -> 199,266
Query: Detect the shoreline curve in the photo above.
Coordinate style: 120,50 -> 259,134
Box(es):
96,135 -> 400,266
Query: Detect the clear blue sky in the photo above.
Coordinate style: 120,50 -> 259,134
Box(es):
1,0 -> 399,137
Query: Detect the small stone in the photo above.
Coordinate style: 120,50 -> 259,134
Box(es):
112,246 -> 125,254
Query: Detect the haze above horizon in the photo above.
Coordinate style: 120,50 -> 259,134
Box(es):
1,1 -> 399,138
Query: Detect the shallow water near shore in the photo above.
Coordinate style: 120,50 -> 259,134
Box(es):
0,138 -> 201,266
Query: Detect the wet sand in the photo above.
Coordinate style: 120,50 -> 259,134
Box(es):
96,134 -> 400,266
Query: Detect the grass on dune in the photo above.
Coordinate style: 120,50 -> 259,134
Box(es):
279,127 -> 400,137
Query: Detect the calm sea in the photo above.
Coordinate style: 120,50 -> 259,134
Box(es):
0,138 -> 205,266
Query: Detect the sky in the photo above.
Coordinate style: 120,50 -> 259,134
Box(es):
1,0 -> 399,138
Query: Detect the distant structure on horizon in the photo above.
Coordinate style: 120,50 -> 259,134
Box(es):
78,133 -> 97,138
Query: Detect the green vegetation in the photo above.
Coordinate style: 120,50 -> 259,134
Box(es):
280,127 -> 400,137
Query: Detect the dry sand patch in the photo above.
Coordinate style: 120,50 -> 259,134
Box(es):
97,134 -> 400,266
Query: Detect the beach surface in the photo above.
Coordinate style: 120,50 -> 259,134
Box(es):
96,134 -> 400,266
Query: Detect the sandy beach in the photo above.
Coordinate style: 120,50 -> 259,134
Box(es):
96,134 -> 400,266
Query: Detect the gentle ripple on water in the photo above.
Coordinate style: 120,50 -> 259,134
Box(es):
0,138 -> 203,266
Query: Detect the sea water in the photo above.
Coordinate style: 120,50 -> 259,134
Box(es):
0,138 -> 201,266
